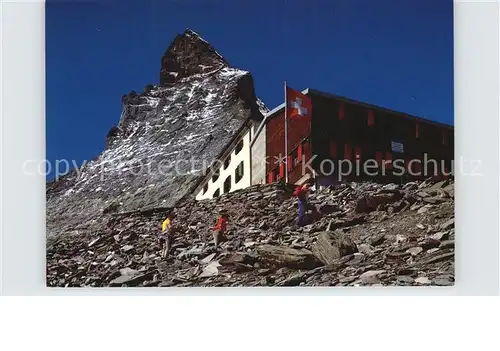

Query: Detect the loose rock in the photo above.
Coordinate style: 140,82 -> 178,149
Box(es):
415,277 -> 431,285
256,245 -> 320,270
406,247 -> 423,256
359,270 -> 385,285
439,240 -> 455,250
311,231 -> 358,265
440,218 -> 455,230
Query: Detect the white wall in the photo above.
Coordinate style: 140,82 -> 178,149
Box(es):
251,123 -> 267,185
196,128 -> 252,200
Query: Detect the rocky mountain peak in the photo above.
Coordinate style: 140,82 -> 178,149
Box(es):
160,28 -> 228,85
47,29 -> 268,239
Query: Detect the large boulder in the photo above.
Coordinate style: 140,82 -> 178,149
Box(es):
311,231 -> 358,266
255,245 -> 321,270
355,191 -> 403,213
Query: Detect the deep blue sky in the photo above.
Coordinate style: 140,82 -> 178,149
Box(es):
46,0 -> 453,178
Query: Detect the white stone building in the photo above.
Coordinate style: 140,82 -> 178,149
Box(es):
194,89 -> 309,200
194,119 -> 258,200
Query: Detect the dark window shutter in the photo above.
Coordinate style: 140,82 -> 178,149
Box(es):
344,144 -> 352,160
367,110 -> 375,126
338,102 -> 345,120
330,141 -> 337,158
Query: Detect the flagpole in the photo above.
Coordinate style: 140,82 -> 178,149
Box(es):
284,81 -> 288,184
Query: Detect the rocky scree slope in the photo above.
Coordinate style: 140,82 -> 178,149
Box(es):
47,178 -> 455,287
46,29 -> 268,239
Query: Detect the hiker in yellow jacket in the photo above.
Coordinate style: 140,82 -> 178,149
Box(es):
162,217 -> 172,232
159,214 -> 177,258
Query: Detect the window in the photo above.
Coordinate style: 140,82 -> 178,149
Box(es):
287,156 -> 292,171
223,175 -> 231,193
424,153 -> 435,176
303,141 -> 311,161
355,146 -> 362,160
213,188 -> 220,197
202,183 -> 208,195
344,144 -> 352,160
235,161 -> 244,183
375,152 -> 383,167
338,102 -> 345,120
391,141 -> 404,154
273,168 -> 279,181
414,160 -> 422,176
385,152 -> 392,169
212,169 -> 220,183
415,123 -> 420,138
330,141 -> 337,158
235,139 -> 243,155
297,143 -> 303,160
224,156 -> 231,169
367,110 -> 375,126
279,162 -> 285,179
267,172 -> 273,184
291,148 -> 299,166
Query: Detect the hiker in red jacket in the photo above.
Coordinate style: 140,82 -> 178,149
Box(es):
294,183 -> 311,226
212,210 -> 228,248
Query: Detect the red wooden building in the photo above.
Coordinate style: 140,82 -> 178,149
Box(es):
251,88 -> 454,186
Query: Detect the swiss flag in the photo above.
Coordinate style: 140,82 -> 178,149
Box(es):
286,87 -> 312,120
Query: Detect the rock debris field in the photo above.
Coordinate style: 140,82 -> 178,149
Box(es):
47,178 -> 455,287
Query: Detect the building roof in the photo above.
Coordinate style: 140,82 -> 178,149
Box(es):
250,87 -> 453,147
306,88 -> 454,130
